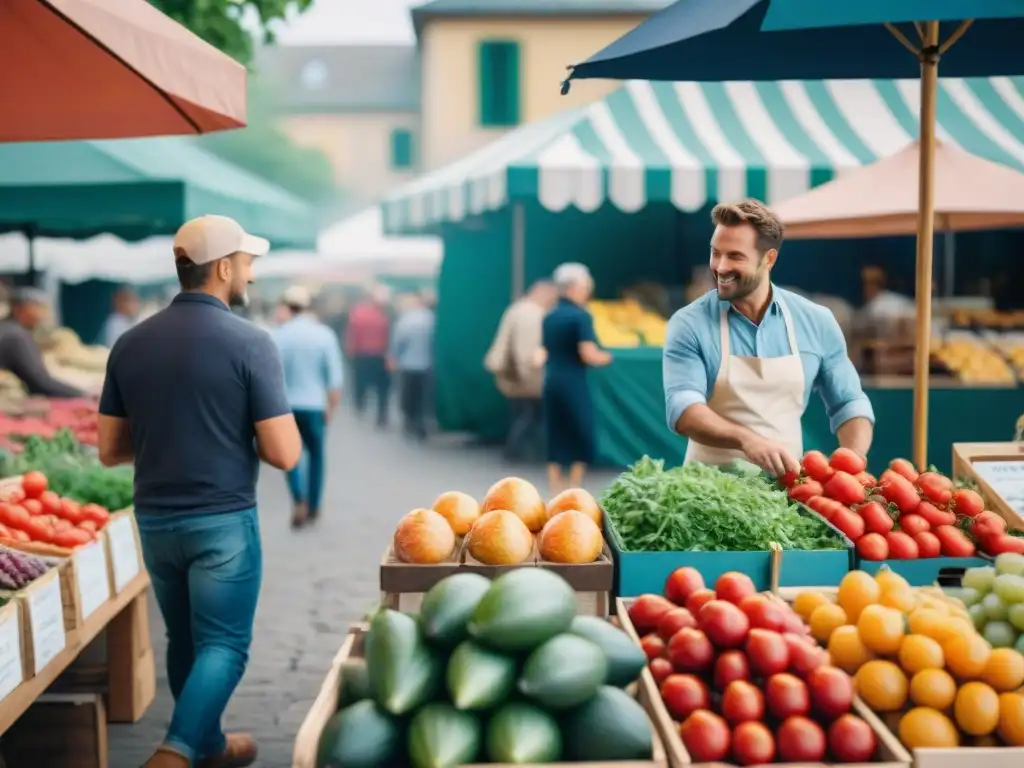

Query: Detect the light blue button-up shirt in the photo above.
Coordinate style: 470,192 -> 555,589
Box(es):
663,286 -> 874,434
271,314 -> 344,411
390,307 -> 435,372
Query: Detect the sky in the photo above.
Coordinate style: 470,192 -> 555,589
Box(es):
267,0 -> 422,45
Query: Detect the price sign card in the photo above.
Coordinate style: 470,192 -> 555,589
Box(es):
0,605 -> 23,703
972,461 -> 1024,516
74,540 -> 111,620
108,515 -> 141,593
27,576 -> 65,674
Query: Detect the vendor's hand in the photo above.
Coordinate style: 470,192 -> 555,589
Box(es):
740,434 -> 800,478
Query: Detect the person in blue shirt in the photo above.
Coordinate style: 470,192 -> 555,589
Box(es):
664,199 -> 875,477
389,292 -> 435,441
272,285 -> 344,528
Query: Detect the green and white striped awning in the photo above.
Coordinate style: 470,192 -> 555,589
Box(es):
382,77 -> 1024,234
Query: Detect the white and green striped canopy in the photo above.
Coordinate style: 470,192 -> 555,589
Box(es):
382,77 -> 1024,234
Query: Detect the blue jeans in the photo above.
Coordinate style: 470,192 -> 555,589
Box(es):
136,507 -> 262,763
286,409 -> 326,514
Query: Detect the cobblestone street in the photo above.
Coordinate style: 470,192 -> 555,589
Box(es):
106,405 -> 617,767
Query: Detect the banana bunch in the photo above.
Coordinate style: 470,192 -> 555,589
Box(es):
589,299 -> 668,348
931,334 -> 1017,384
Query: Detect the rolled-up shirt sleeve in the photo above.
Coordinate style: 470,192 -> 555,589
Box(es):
662,311 -> 709,431
813,308 -> 875,433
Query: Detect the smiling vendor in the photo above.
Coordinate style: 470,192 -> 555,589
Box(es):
664,199 -> 874,477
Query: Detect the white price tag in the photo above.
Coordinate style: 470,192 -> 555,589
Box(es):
0,606 -> 23,703
28,576 -> 65,674
973,461 -> 1024,516
74,540 -> 110,620
108,515 -> 141,593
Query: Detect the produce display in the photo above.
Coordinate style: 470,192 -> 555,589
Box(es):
627,567 -> 882,764
783,448 -> 1024,559
601,457 -> 845,553
0,470 -> 111,552
0,398 -> 99,450
946,557 -> 1024,653
931,333 -> 1017,385
589,299 -> 667,348
790,567 -> 1024,749
392,479 -> 606,566
316,570 -> 655,767
0,545 -> 50,591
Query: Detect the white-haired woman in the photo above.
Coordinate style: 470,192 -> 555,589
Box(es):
539,263 -> 612,493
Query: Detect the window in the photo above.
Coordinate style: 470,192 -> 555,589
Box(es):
478,40 -> 520,127
390,128 -> 415,170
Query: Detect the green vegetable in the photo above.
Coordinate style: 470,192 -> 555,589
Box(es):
601,457 -> 844,552
518,634 -> 608,709
365,609 -> 443,715
561,686 -> 653,761
418,573 -> 492,648
316,700 -> 404,768
337,658 -> 371,709
567,615 -> 646,687
468,569 -> 576,653
446,640 -> 517,711
407,703 -> 481,768
485,703 -> 562,764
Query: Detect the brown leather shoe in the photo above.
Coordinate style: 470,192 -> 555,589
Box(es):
197,733 -> 258,768
143,747 -> 190,768
291,502 -> 308,529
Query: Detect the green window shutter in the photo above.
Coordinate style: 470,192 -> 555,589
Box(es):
478,40 -> 520,127
390,128 -> 414,169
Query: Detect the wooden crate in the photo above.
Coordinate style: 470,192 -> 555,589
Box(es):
0,565 -> 68,678
616,598 -> 912,768
0,599 -> 25,705
952,442 -> 1024,530
103,510 -> 144,595
58,539 -> 113,631
293,623 -> 667,768
2,692 -> 109,768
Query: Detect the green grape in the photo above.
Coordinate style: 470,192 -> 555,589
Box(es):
1008,603 -> 1024,632
993,574 -> 1024,605
963,566 -> 997,594
944,587 -> 982,607
983,621 -> 1018,648
982,592 -> 1009,622
969,603 -> 989,631
1015,632 -> 1024,655
996,553 -> 1024,577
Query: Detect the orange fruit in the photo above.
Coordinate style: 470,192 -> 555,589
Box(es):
828,625 -> 875,674
909,608 -> 971,644
880,585 -> 917,614
997,692 -> 1024,746
909,669 -> 957,710
899,707 -> 960,748
854,659 -> 908,712
838,571 -> 881,623
898,635 -> 945,675
809,603 -> 848,644
954,682 -> 1000,736
981,648 -> 1024,692
875,567 -> 910,593
944,633 -> 992,681
793,590 -> 832,621
857,605 -> 905,655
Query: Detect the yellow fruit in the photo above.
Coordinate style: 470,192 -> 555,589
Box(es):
857,605 -> 906,655
909,669 -> 957,710
537,510 -> 603,564
899,707 -> 960,748
982,648 -> 1024,692
838,571 -> 881,623
898,635 -> 945,675
545,488 -> 602,527
880,585 -> 917,614
793,590 -> 832,621
392,508 -> 456,564
875,567 -> 910,593
997,693 -> 1024,746
944,633 -> 992,681
855,660 -> 908,712
481,477 -> 547,533
909,608 -> 966,643
918,596 -> 952,616
465,510 -> 535,565
828,625 -> 875,674
431,491 -> 480,536
809,603 -> 848,644
955,682 -> 1000,736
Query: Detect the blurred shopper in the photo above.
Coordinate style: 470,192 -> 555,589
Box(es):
97,215 -> 301,768
540,264 -> 611,493
485,280 -> 556,462
0,287 -> 83,397
345,286 -> 392,427
389,292 -> 435,441
272,285 -> 344,528
101,286 -> 141,347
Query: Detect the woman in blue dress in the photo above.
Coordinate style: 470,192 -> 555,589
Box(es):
539,263 -> 612,494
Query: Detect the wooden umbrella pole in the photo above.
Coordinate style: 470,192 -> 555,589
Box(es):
912,20 -> 940,470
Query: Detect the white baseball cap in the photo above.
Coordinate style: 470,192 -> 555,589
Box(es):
173,215 -> 270,265
282,285 -> 312,310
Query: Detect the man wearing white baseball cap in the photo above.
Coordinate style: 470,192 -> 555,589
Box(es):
97,215 -> 302,768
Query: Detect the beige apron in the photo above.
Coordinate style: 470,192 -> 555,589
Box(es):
684,299 -> 805,466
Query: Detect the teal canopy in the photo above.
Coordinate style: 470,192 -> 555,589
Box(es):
0,137 -> 318,248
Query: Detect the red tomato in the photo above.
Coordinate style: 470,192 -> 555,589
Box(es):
972,510 -> 1007,539
648,657 -> 673,685
679,710 -> 730,762
714,572 -> 756,605
698,600 -> 750,649
732,721 -> 776,766
855,471 -> 877,488
788,481 -> 823,504
801,451 -> 834,483
745,629 -> 790,678
778,470 -> 800,488
765,673 -> 811,719
806,495 -> 840,521
664,567 -> 705,607
824,471 -> 866,506
933,525 -> 976,557
685,589 -> 716,616
984,535 -> 1024,555
951,488 -> 985,518
80,504 -> 110,526
0,523 -> 9,539
21,515 -> 53,543
858,501 -> 895,535
889,458 -> 920,483
628,594 -> 675,633
783,633 -> 826,677
9,529 -> 28,543
79,519 -> 98,533
914,531 -> 942,558
829,447 -> 866,475
898,514 -> 931,537
21,470 -> 48,499
60,498 -> 85,525
667,628 -> 715,673
640,634 -> 665,660
21,498 -> 42,516
660,674 -> 710,720
807,665 -> 854,719
886,530 -> 920,559
721,680 -> 765,725
713,650 -> 750,690
880,473 -> 920,514
915,500 -> 956,528
738,595 -> 786,632
0,503 -> 30,530
657,608 -> 697,641
917,472 -> 953,506
39,490 -> 62,517
777,716 -> 827,762
857,532 -> 890,561
828,714 -> 877,762
830,507 -> 865,542
54,527 -> 93,549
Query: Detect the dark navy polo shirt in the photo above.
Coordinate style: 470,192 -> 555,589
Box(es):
99,292 -> 291,516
